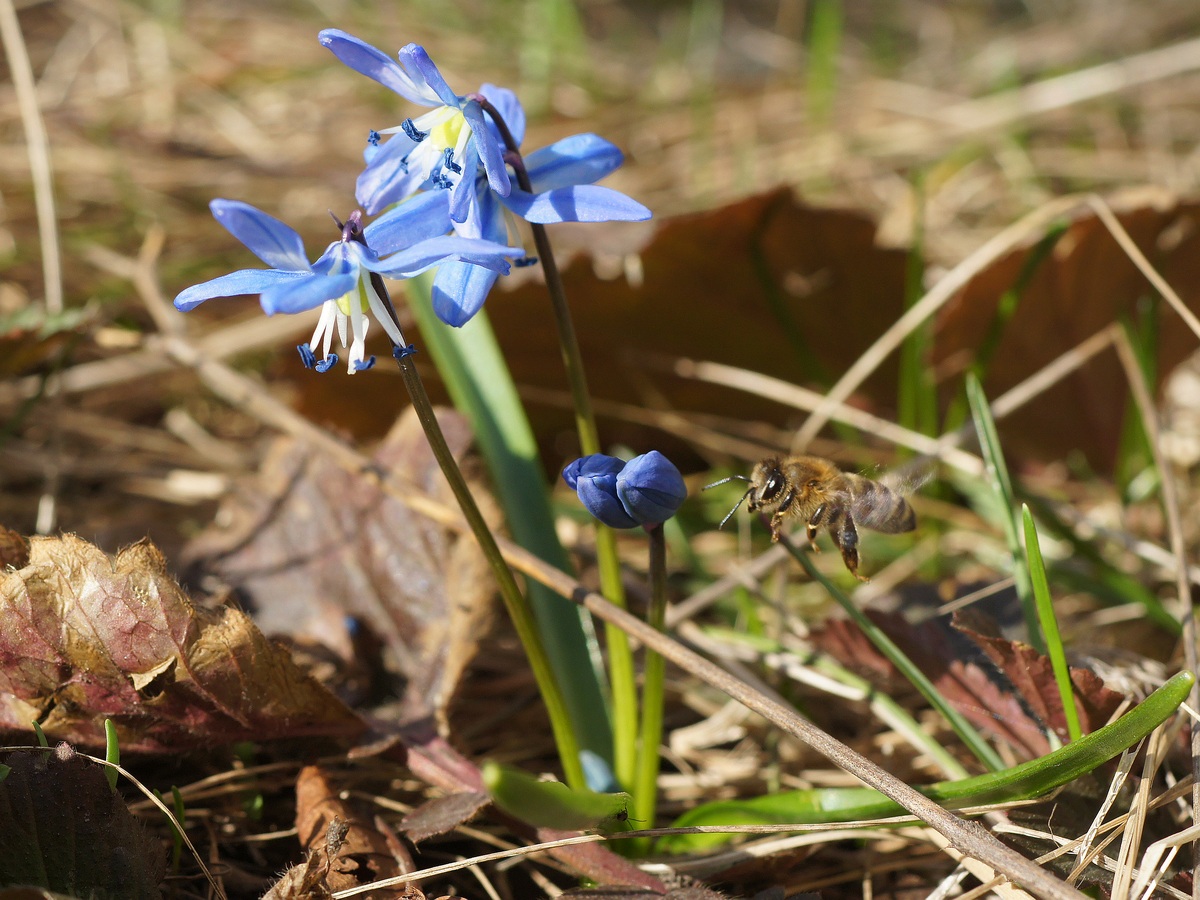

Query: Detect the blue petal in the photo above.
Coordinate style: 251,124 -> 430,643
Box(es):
480,83 -> 525,147
320,30 -> 438,106
209,200 -> 311,270
525,134 -> 625,191
616,451 -> 687,525
174,268 -> 308,311
463,103 -> 511,198
562,455 -> 625,490
260,272 -> 358,315
577,472 -> 639,529
431,260 -> 502,327
364,191 -> 454,254
398,44 -> 460,108
448,139 -> 481,224
356,136 -> 426,215
502,185 -> 652,224
371,236 -> 519,279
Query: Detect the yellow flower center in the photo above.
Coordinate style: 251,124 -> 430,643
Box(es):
429,110 -> 467,152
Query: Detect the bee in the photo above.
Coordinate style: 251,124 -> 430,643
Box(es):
708,456 -> 917,581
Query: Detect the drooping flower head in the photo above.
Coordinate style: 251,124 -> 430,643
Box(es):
319,29 -> 509,224
563,452 -> 687,529
173,197 -> 522,373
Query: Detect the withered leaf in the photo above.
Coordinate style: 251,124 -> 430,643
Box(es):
0,533 -> 363,751
814,609 -> 1123,759
953,610 -> 1126,744
400,791 -> 489,844
283,765 -> 409,898
0,744 -> 163,899
934,189 -> 1200,470
183,407 -> 495,728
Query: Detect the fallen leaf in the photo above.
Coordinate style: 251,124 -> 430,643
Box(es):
183,407 -> 495,729
952,609 -> 1126,743
285,189 -> 910,464
400,791 -> 490,844
0,532 -> 363,751
814,607 -> 1124,759
0,744 -> 163,899
935,189 -> 1200,470
287,766 -> 409,898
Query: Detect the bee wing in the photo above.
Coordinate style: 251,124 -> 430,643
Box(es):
877,456 -> 936,496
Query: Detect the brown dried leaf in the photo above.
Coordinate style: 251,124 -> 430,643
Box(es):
814,609 -> 1123,759
0,744 -> 163,899
184,407 -> 494,727
0,526 -> 28,569
0,533 -> 362,751
952,610 -> 1126,742
286,765 -> 408,898
400,791 -> 489,844
934,189 -> 1200,470
287,190 -> 909,463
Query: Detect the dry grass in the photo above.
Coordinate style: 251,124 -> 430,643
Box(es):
4,1 -> 1200,898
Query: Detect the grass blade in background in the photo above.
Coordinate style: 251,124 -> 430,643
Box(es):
1022,504 -> 1081,742
406,275 -> 612,765
966,373 -> 1042,651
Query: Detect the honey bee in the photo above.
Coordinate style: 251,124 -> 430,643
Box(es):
709,456 -> 917,581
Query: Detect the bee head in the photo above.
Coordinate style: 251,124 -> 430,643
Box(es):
748,458 -> 786,510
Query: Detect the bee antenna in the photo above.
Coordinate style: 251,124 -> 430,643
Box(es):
718,486 -> 754,530
703,474 -> 750,491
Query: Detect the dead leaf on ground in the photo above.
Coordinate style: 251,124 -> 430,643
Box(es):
0,744 -> 163,899
0,532 -> 363,751
935,188 -> 1200,471
400,791 -> 490,844
184,407 -> 495,729
272,765 -> 410,899
815,608 -> 1125,759
953,609 -> 1126,743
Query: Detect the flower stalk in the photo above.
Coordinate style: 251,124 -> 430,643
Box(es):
629,523 -> 668,853
369,272 -> 586,790
485,97 -> 641,789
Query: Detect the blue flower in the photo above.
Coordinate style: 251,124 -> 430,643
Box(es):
174,198 -> 522,373
563,452 -> 686,529
368,84 -> 652,327
319,29 -> 509,225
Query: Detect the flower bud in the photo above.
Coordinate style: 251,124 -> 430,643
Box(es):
563,451 -> 686,529
616,451 -> 687,526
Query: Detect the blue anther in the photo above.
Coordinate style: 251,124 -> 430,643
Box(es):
367,130 -> 381,147
401,119 -> 428,142
297,343 -> 317,368
315,354 -> 339,373
442,147 -> 462,175
392,344 -> 419,360
352,355 -> 377,372
515,256 -> 539,268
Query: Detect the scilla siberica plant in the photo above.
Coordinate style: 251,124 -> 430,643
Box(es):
174,32 -> 658,802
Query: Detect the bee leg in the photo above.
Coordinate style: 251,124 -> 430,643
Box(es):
768,489 -> 796,542
835,513 -> 867,581
806,504 -> 826,552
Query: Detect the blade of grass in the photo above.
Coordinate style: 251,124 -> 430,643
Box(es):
783,536 -> 1005,772
1022,504 -> 1081,742
966,373 -> 1042,651
406,275 -> 612,768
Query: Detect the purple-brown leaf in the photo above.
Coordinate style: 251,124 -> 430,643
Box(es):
0,533 -> 363,751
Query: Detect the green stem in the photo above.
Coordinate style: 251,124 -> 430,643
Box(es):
786,537 -> 1006,771
370,272 -> 585,789
485,98 -> 638,790
629,525 -> 668,852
